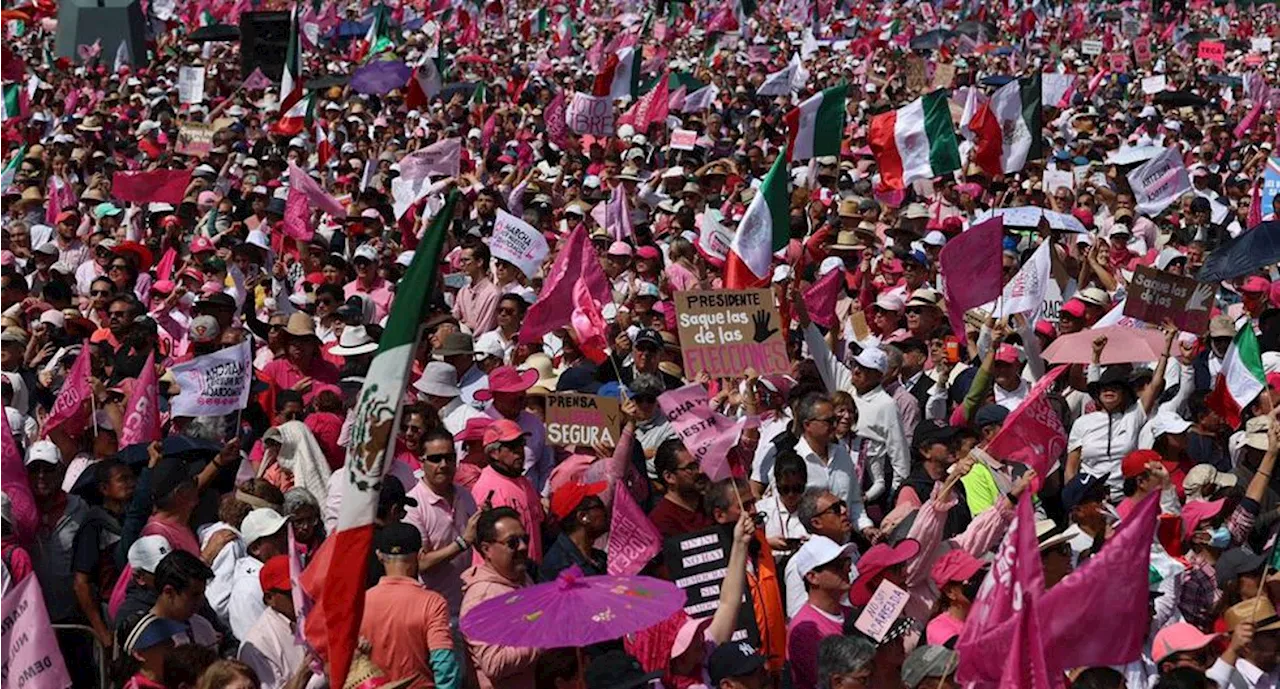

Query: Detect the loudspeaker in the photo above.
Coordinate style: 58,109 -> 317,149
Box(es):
54,0 -> 146,64
239,11 -> 291,80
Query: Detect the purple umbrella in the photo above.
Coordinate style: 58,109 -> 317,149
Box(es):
349,59 -> 411,96
460,566 -> 685,648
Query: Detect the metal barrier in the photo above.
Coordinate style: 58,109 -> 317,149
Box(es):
51,623 -> 109,689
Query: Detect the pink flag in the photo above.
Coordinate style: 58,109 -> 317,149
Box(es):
605,184 -> 634,241
633,72 -> 670,131
939,216 -> 1003,339
42,343 -> 92,438
243,67 -> 273,90
607,485 -> 662,575
1234,86 -> 1270,140
44,176 -> 75,226
956,495 -> 1050,689
155,247 -> 178,282
546,91 -> 568,148
518,224 -> 612,344
667,85 -> 687,112
1247,182 -> 1263,230
112,168 -> 194,205
1,418 -> 37,539
984,365 -> 1069,489
287,163 -> 347,217
657,383 -> 745,482
571,277 -> 610,364
2,574 -> 73,688
803,268 -> 844,329
397,139 -> 462,182
119,351 -> 160,447
283,185 -> 316,241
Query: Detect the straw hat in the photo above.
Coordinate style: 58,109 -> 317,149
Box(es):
829,230 -> 863,252
342,653 -> 415,689
284,312 -> 318,339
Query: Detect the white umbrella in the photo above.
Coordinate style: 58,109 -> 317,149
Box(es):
1106,146 -> 1164,166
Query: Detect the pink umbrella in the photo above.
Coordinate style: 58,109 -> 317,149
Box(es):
460,566 -> 685,648
1041,326 -> 1169,365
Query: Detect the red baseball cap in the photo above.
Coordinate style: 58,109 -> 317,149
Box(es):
1121,449 -> 1162,479
930,549 -> 985,588
482,418 -> 527,447
550,481 -> 607,520
1242,276 -> 1271,294
258,555 -> 291,593
55,210 -> 79,225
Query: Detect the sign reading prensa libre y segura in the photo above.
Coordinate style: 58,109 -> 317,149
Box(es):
545,394 -> 624,447
675,289 -> 789,379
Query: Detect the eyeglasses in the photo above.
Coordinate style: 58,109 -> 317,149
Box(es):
269,324 -> 286,331
423,452 -> 457,464
109,263 -> 129,271
493,534 -> 530,550
807,416 -> 836,426
91,289 -> 112,297
814,500 -> 847,518
778,483 -> 806,496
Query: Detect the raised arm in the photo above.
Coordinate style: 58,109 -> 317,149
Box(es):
707,512 -> 755,645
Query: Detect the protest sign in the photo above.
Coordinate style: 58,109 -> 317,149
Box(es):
1141,75 -> 1167,95
905,55 -> 927,93
1081,39 -> 1103,56
608,487 -> 662,576
178,65 -> 205,104
1127,148 -> 1191,216
671,128 -> 698,151
658,383 -> 743,482
544,393 -> 624,447
1042,169 -> 1074,193
662,525 -> 761,645
2,574 -> 73,689
1041,73 -> 1074,108
399,138 -> 462,180
1198,40 -> 1225,64
567,92 -> 614,136
1246,54 -> 1265,67
854,580 -> 910,642
1123,265 -> 1214,333
168,340 -> 252,417
176,122 -> 215,156
491,210 -> 550,279
931,62 -> 956,90
674,289 -> 788,379
1262,157 -> 1280,221
748,45 -> 771,63
1108,53 -> 1129,73
1133,36 -> 1152,64
1252,37 -> 1273,53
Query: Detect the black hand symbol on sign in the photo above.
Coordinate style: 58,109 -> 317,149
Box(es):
752,310 -> 777,343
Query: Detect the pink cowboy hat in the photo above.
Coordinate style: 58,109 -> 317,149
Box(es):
474,366 -> 539,402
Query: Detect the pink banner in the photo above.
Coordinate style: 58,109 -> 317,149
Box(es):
287,523 -> 313,648
940,217 -> 1004,339
154,248 -> 178,282
657,383 -> 744,482
804,268 -> 844,329
546,91 -> 568,148
287,163 -> 348,218
2,574 -> 73,689
283,185 -> 316,242
1,418 -> 37,539
111,168 -> 193,205
398,139 -> 462,182
119,351 -> 160,447
41,344 -> 92,438
518,224 -> 612,344
604,184 -> 633,242
984,365 -> 1069,488
607,486 -> 662,575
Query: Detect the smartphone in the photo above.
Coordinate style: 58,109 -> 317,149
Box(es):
945,339 -> 961,364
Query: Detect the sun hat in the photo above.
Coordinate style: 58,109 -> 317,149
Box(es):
414,362 -> 461,398
849,539 -> 921,606
1151,623 -> 1220,663
284,312 -> 318,339
1181,498 -> 1225,538
930,549 -> 985,588
329,325 -> 378,356
434,331 -> 475,357
1182,465 -> 1238,501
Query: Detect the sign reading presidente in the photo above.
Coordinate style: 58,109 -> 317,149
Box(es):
1123,266 -> 1214,333
545,394 -> 624,447
675,289 -> 788,379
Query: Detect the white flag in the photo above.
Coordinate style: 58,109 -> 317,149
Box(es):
399,138 -> 461,182
757,56 -> 801,97
682,84 -> 719,112
169,341 -> 252,417
114,40 -> 130,72
994,240 -> 1052,323
1126,148 -> 1190,216
490,210 -> 550,279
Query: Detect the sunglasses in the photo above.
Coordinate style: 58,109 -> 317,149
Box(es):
494,534 -> 530,550
91,289 -> 112,297
107,310 -> 131,319
778,484 -> 806,496
814,500 -> 847,518
501,438 -> 526,450
423,452 -> 457,464
674,460 -> 701,473
109,263 -> 129,271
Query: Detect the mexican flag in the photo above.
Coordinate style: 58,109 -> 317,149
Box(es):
315,123 -> 334,167
363,4 -> 395,58
405,55 -> 444,109
2,83 -> 28,122
1207,324 -> 1266,429
321,190 -> 460,689
276,6 -> 306,134
520,7 -> 548,39
970,74 -> 1043,177
868,90 -> 961,190
785,83 -> 846,162
725,153 -> 789,289
594,46 -> 642,101
1,145 -> 26,193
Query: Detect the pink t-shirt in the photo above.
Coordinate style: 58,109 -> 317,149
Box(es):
470,466 -> 545,564
926,612 -> 965,646
787,604 -> 850,689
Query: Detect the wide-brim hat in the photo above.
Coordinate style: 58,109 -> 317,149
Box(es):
474,366 -> 539,402
330,325 -> 378,356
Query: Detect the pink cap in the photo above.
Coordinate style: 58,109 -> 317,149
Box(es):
482,418 -> 527,447
197,190 -> 218,206
994,344 -> 1021,364
1181,498 -> 1224,537
930,549 -> 985,588
636,245 -> 660,260
1152,623 -> 1219,663
200,281 -> 224,295
607,241 -> 633,257
190,236 -> 215,254
457,417 -> 494,443
1034,320 -> 1057,340
1242,276 -> 1271,294
1059,299 -> 1087,319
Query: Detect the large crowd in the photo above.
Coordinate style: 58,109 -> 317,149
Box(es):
2,0 -> 1280,688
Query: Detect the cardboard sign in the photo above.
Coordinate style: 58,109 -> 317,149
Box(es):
545,394 -> 624,447
853,580 -> 910,642
178,65 -> 205,104
905,55 -> 928,93
1122,266 -> 1214,333
671,128 -> 699,151
674,289 -> 789,379
1042,168 -> 1074,193
662,525 -> 761,645
566,92 -> 614,136
931,62 -> 956,90
1262,157 -> 1280,225
1198,40 -> 1225,64
176,122 -> 215,156
1141,75 -> 1168,95
1081,39 -> 1103,56
1133,36 -> 1152,65
2,574 -> 73,689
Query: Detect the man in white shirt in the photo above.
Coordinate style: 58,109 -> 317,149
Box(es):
239,555 -> 312,689
414,362 -> 484,436
782,488 -> 859,618
1207,598 -> 1280,689
228,508 -> 289,641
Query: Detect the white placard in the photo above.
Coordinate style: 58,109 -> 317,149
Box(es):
178,66 -> 205,104
1141,75 -> 1168,95
1081,39 -> 1103,56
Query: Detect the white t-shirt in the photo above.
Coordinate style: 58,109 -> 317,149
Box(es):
1069,403 -> 1148,500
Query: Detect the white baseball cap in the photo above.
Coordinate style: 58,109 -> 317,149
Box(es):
792,535 -> 858,578
853,347 -> 888,374
24,440 -> 60,466
127,535 -> 172,573
241,508 -> 288,546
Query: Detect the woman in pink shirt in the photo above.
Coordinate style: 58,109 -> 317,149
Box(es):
925,549 -> 987,646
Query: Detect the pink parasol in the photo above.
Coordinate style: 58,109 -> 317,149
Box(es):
460,566 -> 685,648
1041,326 -> 1169,365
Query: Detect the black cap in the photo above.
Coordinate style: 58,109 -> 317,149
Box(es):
375,522 -> 422,556
195,291 -> 236,311
913,420 -> 957,449
1216,548 -> 1267,589
150,456 -> 196,502
634,328 -> 663,350
707,642 -> 767,685
378,475 -> 417,512
973,404 -> 1009,429
1061,473 -> 1109,511
584,650 -> 662,689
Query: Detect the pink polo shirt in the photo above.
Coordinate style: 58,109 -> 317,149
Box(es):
470,467 -> 544,564
344,277 -> 395,322
404,480 -> 478,616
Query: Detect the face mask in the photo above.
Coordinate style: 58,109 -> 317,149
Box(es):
1229,160 -> 1242,172
1209,525 -> 1231,550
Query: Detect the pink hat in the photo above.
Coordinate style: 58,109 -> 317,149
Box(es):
1242,276 -> 1271,294
636,245 -> 661,260
1181,498 -> 1224,538
930,549 -> 985,588
994,344 -> 1021,364
190,236 -> 216,254
1034,320 -> 1057,340
474,366 -> 539,401
482,418 -> 527,446
1059,299 -> 1087,319
196,191 -> 218,206
457,416 -> 493,443
849,538 -> 921,606
671,615 -> 713,660
607,241 -> 633,257
1151,623 -> 1219,663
